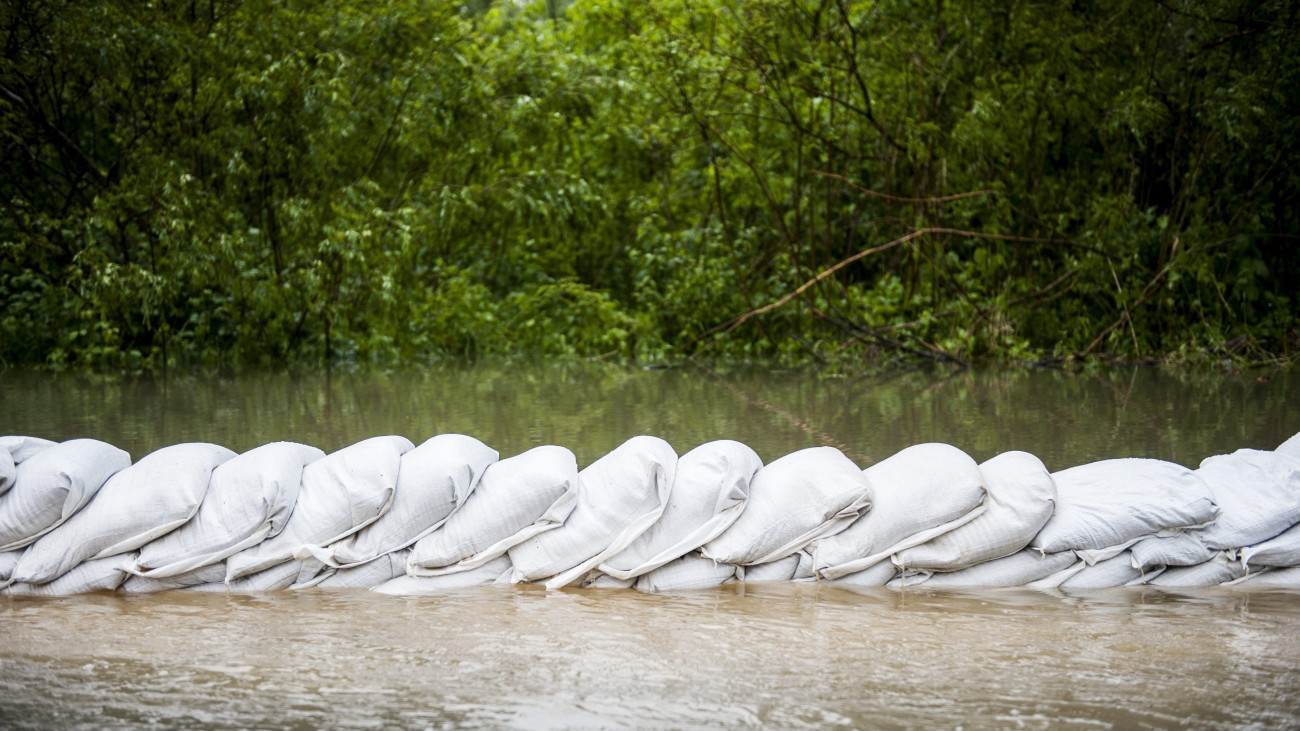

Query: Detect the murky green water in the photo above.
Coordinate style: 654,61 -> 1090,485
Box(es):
0,363 -> 1293,469
1,363 -> 1298,729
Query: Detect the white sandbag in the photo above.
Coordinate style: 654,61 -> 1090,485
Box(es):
813,443 -> 987,580
1031,459 -> 1217,554
584,573 -> 635,589
635,553 -> 738,592
121,562 -> 227,594
1190,449 -> 1300,550
1129,533 -> 1216,571
511,436 -> 677,588
224,436 -> 411,581
1058,552 -> 1147,588
0,436 -> 58,464
739,554 -> 801,583
133,441 -> 324,578
0,549 -> 22,581
1277,431 -> 1300,460
191,559 -> 316,593
0,435 -> 59,496
1240,522 -> 1300,568
829,560 -> 898,587
5,553 -> 136,596
1148,553 -> 1246,587
12,443 -> 233,584
600,440 -> 760,581
892,549 -> 1079,589
0,439 -> 132,551
0,449 -> 12,497
701,447 -> 872,566
307,550 -> 411,589
1229,567 -> 1300,588
307,434 -> 497,569
374,556 -> 513,595
895,451 -> 1057,571
407,446 -> 579,575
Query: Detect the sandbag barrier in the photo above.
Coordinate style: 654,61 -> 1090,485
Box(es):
2,431 -> 1300,597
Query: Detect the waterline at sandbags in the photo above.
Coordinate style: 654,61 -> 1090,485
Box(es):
3,429 -> 1300,597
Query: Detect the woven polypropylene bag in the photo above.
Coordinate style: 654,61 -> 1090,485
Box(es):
701,447 -> 872,566
12,443 -> 232,584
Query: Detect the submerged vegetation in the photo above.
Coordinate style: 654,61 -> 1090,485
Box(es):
2,0 -> 1298,371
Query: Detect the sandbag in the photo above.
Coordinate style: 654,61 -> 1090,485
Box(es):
5,553 -> 136,596
133,441 -> 324,578
892,549 -> 1079,589
600,440 -> 760,581
1229,566 -> 1300,588
0,439 -> 132,551
0,448 -> 12,498
191,559 -> 319,593
1058,553 -> 1147,589
813,443 -> 987,580
0,436 -> 58,464
1129,533 -> 1216,571
121,562 -> 227,594
11,443 -> 233,585
739,554 -> 801,583
635,553 -> 738,592
701,447 -> 872,566
407,446 -> 579,575
828,560 -> 897,587
224,436 -> 411,581
0,549 -> 24,582
0,436 -> 58,494
1189,449 -> 1300,550
895,451 -> 1057,571
1277,431 -> 1300,461
374,556 -> 513,595
300,550 -> 411,590
584,573 -> 636,589
1031,459 -> 1217,554
1148,553 -> 1246,587
510,436 -> 677,588
308,434 -> 497,569
1240,522 -> 1300,568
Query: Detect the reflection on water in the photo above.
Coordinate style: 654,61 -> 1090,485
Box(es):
0,363 -> 1293,469
1,364 -> 1297,728
2,585 -> 1299,729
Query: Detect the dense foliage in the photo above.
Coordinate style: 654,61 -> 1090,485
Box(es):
2,0 -> 1298,371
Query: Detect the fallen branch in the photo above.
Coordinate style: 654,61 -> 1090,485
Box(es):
812,171 -> 998,204
684,226 -> 1083,358
682,231 -> 924,357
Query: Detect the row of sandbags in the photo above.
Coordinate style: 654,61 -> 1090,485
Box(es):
1,429 -> 1299,597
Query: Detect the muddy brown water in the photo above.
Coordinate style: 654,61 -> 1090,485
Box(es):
1,364 -> 1298,729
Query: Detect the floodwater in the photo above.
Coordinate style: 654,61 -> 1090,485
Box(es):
1,363 -> 1298,729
